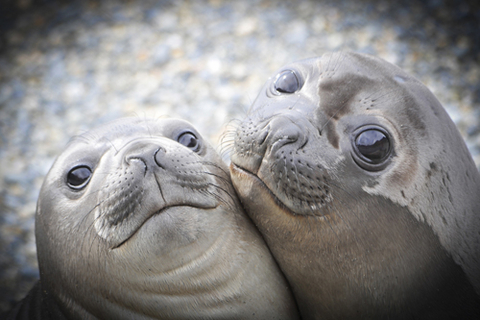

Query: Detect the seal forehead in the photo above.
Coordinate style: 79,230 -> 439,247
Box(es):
316,52 -> 423,119
73,118 -> 194,144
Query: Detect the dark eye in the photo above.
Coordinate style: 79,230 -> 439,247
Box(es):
67,166 -> 92,189
356,130 -> 390,162
178,132 -> 200,151
352,127 -> 392,171
274,70 -> 300,94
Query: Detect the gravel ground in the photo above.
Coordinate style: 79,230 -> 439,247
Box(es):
1,0 -> 479,312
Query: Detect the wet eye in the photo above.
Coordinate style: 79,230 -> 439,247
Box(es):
352,127 -> 392,171
274,70 -> 300,94
356,130 -> 390,162
67,166 -> 92,189
178,132 -> 200,152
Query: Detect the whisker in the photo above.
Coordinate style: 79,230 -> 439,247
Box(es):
289,153 -> 342,241
332,51 -> 347,73
143,117 -> 153,138
199,160 -> 230,176
76,198 -> 110,260
218,118 -> 243,160
219,142 -> 235,157
201,171 -> 231,186
105,136 -> 119,154
205,182 -> 237,207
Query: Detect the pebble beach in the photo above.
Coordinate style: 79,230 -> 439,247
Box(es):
1,0 -> 479,311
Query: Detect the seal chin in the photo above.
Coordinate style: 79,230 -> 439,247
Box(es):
230,162 -> 330,218
230,163 -> 299,217
113,203 -> 218,249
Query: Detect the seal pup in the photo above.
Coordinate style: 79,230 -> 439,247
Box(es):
5,117 -> 299,320
228,51 -> 480,319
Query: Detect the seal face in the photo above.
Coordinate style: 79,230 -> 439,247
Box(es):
53,120 -> 219,250
90,133 -> 217,248
19,118 -> 299,320
229,52 -> 480,319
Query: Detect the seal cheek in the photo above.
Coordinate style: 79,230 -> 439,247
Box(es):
152,145 -> 218,208
324,121 -> 340,149
94,159 -> 149,247
230,164 -> 294,222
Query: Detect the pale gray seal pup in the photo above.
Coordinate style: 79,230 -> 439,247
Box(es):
229,51 -> 480,319
5,117 -> 299,320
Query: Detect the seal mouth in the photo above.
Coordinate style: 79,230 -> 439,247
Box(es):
113,203 -> 219,249
95,150 -> 221,249
230,162 -> 300,217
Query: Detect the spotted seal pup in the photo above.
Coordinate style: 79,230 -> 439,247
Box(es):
229,51 -> 480,319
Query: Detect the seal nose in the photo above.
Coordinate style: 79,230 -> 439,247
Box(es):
123,142 -> 167,173
253,115 -> 310,160
154,146 -> 167,169
232,114 -> 307,174
266,116 -> 304,151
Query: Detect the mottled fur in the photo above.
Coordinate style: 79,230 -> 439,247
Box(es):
229,52 -> 480,319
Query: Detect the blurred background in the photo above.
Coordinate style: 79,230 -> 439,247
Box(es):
1,0 -> 479,312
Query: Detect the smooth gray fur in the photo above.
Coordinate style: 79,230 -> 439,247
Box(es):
5,117 -> 299,320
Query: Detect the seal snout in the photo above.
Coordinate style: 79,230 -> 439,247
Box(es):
123,142 -> 169,175
154,146 -> 167,169
267,116 -> 307,153
232,114 -> 309,175
94,141 -> 180,247
231,112 -> 334,216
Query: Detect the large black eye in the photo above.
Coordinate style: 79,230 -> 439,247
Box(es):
352,127 -> 392,171
67,166 -> 92,189
356,130 -> 390,162
178,132 -> 200,152
274,70 -> 300,94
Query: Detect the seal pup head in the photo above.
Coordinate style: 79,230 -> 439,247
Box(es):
35,117 -> 299,319
229,52 -> 480,318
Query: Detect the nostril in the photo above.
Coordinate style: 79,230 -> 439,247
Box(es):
126,157 -> 148,175
283,134 -> 298,143
271,134 -> 299,151
298,136 -> 309,150
267,118 -> 306,152
276,128 -> 300,144
154,146 -> 167,169
258,128 -> 269,146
